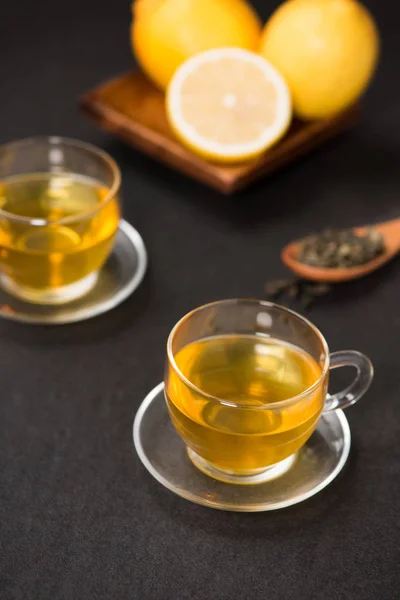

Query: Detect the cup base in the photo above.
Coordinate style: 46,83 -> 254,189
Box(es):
133,382 -> 351,512
187,448 -> 297,485
0,271 -> 98,305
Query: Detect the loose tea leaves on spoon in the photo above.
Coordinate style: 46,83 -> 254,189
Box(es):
297,227 -> 385,268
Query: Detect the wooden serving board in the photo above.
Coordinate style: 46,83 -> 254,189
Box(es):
80,71 -> 359,194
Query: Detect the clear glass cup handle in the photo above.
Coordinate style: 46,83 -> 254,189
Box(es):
323,350 -> 374,413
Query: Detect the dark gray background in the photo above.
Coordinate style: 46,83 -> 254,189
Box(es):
0,1 -> 399,598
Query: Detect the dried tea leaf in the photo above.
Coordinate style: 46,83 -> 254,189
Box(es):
301,293 -> 313,309
287,282 -> 300,299
304,283 -> 331,297
264,279 -> 293,298
296,227 -> 385,269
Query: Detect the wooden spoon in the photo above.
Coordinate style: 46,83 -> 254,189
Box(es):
281,218 -> 400,283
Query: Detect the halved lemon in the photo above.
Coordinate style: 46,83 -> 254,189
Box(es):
166,47 -> 292,163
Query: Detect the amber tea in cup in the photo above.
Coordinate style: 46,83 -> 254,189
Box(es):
0,137 -> 120,304
165,300 -> 373,484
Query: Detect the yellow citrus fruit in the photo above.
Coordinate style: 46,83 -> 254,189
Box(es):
259,0 -> 379,120
131,0 -> 262,90
166,48 -> 292,163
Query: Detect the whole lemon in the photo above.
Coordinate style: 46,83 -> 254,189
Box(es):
131,0 -> 262,90
260,0 -> 379,120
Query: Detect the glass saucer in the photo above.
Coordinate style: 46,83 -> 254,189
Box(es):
133,383 -> 351,512
0,220 -> 147,325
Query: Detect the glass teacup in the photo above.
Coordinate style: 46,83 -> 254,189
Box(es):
0,136 -> 121,304
165,299 -> 373,484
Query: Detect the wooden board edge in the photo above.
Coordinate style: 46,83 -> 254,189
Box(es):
80,87 -> 360,195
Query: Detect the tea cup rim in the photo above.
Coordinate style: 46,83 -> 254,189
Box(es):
166,298 -> 330,411
0,135 -> 121,226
